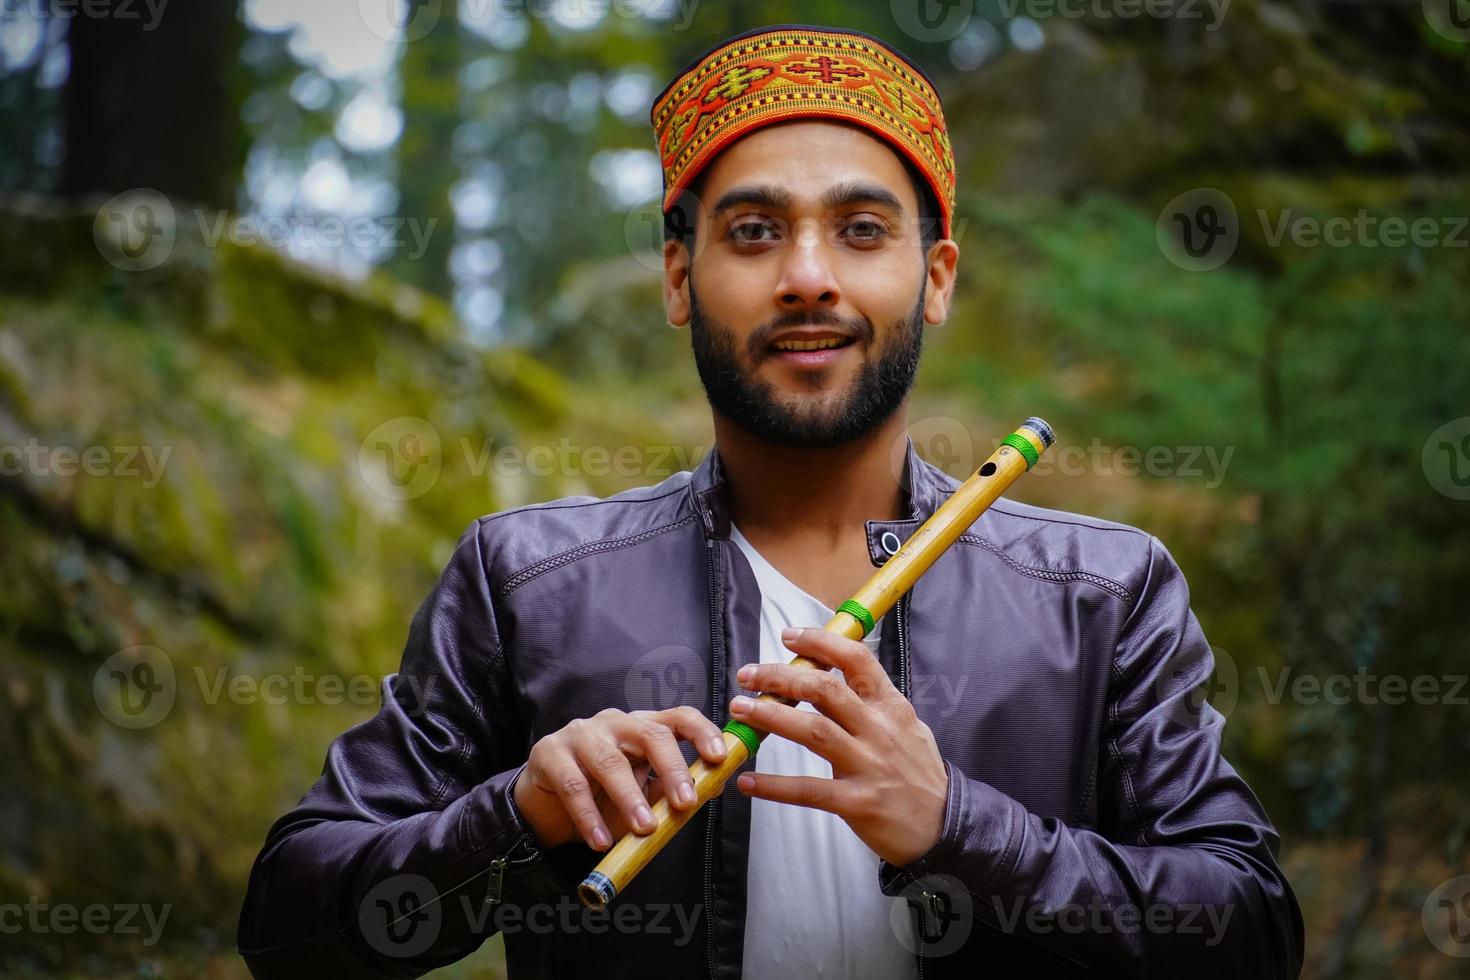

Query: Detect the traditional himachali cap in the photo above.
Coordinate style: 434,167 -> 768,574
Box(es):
650,23 -> 956,240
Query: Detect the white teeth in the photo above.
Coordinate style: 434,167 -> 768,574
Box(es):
773,337 -> 847,351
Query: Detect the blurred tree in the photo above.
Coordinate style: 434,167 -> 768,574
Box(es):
62,3 -> 245,207
393,0 -> 460,296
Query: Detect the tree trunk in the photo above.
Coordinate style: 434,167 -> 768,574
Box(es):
61,1 -> 244,208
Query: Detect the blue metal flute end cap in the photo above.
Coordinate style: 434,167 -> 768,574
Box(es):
579,871 -> 617,911
1019,417 -> 1055,449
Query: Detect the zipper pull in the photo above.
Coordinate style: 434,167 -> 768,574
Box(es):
485,853 -> 508,908
924,888 -> 942,924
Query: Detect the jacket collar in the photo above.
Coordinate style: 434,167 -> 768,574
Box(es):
688,435 -> 947,548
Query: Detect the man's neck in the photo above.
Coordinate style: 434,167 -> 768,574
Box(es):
712,411 -> 910,548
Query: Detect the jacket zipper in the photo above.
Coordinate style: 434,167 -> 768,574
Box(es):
704,537 -> 721,980
896,594 -> 925,979
482,830 -> 537,908
896,593 -> 910,700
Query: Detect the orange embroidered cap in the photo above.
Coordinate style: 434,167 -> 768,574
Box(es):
651,24 -> 955,240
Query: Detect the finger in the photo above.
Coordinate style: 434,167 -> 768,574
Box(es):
728,695 -> 861,768
781,627 -> 892,700
623,715 -> 700,810
540,743 -> 612,851
658,704 -> 728,766
571,729 -> 656,837
597,762 -> 656,840
734,662 -> 868,734
735,771 -> 849,815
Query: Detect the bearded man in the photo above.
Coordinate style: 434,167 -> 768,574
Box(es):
238,23 -> 1304,980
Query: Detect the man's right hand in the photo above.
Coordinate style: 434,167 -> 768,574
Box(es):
511,706 -> 729,851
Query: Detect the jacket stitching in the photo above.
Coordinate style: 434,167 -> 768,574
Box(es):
500,514 -> 699,595
978,781 -> 1023,895
1109,537 -> 1156,846
478,483 -> 689,525
955,533 -> 1133,604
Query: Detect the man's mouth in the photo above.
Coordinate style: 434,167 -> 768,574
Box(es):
770,336 -> 854,352
765,331 -> 858,367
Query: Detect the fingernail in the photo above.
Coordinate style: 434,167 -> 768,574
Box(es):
708,736 -> 727,759
781,627 -> 800,642
678,781 -> 696,805
737,772 -> 755,791
736,664 -> 754,684
592,827 -> 611,850
636,805 -> 654,831
731,695 -> 754,714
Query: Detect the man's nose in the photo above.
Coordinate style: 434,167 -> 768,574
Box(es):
773,218 -> 841,310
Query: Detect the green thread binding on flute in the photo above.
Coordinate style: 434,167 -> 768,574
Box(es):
723,720 -> 761,758
1001,432 -> 1039,469
836,599 -> 876,637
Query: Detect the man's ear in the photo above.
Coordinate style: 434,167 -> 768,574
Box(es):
922,238 -> 960,326
663,238 -> 691,328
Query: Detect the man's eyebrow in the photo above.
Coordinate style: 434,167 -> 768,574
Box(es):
820,180 -> 906,214
709,184 -> 793,218
707,181 -> 906,218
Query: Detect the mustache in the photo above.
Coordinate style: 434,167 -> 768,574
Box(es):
746,311 -> 874,358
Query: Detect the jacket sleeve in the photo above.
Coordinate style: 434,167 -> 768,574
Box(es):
878,533 -> 1305,978
237,519 -> 577,978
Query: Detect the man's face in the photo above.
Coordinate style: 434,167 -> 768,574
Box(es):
664,120 -> 955,449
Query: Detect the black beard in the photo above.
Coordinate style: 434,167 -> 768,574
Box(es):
686,277 -> 926,449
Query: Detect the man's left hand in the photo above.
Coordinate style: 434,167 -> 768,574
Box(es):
730,625 -> 948,868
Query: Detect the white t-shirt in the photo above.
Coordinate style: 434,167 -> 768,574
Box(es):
729,523 -> 919,980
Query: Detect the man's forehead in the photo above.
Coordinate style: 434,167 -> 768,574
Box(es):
698,120 -> 915,211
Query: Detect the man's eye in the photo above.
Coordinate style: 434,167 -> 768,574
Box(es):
728,221 -> 776,243
845,220 -> 887,242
